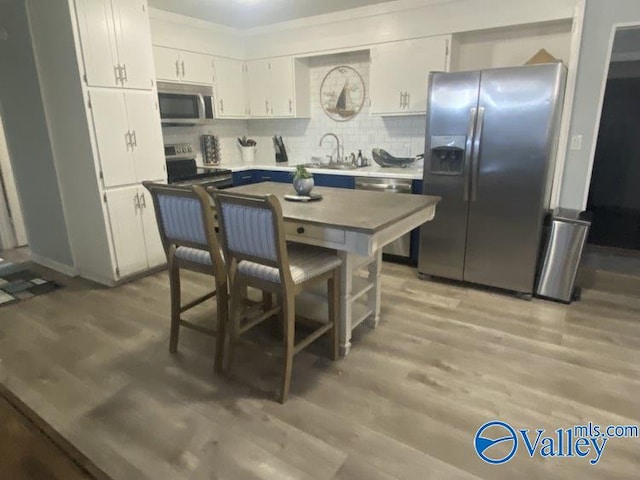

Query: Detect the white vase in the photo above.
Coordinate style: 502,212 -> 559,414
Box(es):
241,146 -> 255,163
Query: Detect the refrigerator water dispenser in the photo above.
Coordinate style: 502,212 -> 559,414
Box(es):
429,135 -> 466,175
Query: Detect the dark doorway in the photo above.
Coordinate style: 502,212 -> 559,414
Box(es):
587,30 -> 640,251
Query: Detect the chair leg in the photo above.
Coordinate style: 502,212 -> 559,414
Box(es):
328,267 -> 340,361
262,291 -> 278,337
279,293 -> 295,404
214,282 -> 228,374
169,263 -> 181,353
226,275 -> 242,373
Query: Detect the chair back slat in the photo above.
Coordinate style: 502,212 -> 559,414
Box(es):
157,194 -> 207,248
143,182 -> 225,279
214,192 -> 289,282
219,202 -> 277,262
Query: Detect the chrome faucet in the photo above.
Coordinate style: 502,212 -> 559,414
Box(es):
319,133 -> 342,163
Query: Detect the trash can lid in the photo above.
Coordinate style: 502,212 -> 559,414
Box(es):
552,208 -> 591,225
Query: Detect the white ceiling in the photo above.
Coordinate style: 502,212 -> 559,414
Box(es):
148,0 -> 396,29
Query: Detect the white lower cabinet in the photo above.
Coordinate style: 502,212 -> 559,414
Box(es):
105,186 -> 165,278
139,188 -> 166,269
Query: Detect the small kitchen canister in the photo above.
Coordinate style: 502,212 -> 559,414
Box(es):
240,145 -> 256,163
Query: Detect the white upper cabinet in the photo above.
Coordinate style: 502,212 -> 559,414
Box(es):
180,51 -> 214,85
213,57 -> 248,118
75,0 -> 119,88
246,57 -> 310,119
270,57 -> 296,117
75,0 -> 154,90
153,46 -> 181,82
370,35 -> 451,115
246,59 -> 271,117
111,0 -> 155,90
153,46 -> 214,85
89,89 -> 165,187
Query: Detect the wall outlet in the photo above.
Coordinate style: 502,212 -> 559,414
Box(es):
570,134 -> 583,151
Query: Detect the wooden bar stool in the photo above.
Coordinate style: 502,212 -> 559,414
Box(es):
213,191 -> 341,403
143,182 -> 228,372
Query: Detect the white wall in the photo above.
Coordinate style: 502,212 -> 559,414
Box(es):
149,8 -> 245,59
559,0 -> 640,209
0,113 -> 27,247
452,21 -> 573,71
150,0 -> 577,172
243,0 -> 576,59
0,0 -> 73,267
247,51 -> 426,165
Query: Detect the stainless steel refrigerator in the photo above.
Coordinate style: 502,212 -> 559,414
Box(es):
418,63 -> 567,295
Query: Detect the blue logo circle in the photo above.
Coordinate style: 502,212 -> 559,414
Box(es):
474,421 -> 518,465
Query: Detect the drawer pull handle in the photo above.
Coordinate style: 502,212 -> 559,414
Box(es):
296,227 -> 305,235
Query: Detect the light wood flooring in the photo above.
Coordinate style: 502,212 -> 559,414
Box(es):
0,258 -> 639,479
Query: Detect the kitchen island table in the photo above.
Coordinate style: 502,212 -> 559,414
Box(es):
222,182 -> 440,356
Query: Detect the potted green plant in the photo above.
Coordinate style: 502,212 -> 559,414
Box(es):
292,165 -> 314,196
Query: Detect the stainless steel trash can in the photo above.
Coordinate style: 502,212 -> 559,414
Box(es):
536,209 -> 591,303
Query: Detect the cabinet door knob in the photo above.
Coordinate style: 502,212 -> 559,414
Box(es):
219,99 -> 224,113
175,60 -> 180,78
125,131 -> 131,150
121,64 -> 128,84
296,227 -> 305,235
399,91 -> 403,108
114,65 -> 121,85
181,60 -> 185,78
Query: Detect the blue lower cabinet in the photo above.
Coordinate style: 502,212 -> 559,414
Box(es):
232,171 -> 255,186
312,173 -> 354,189
234,169 -> 356,189
255,170 -> 291,183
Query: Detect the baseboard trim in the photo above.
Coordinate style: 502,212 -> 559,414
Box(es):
30,254 -> 77,277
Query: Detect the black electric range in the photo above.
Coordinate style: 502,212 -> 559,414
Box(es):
165,143 -> 233,189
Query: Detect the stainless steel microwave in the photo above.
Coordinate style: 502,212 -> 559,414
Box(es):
157,82 -> 214,126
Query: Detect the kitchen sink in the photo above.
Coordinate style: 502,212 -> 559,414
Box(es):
302,162 -> 361,171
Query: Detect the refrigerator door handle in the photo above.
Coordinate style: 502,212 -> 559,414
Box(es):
464,107 -> 478,202
471,106 -> 485,202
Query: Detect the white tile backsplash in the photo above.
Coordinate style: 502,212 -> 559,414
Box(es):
248,50 -> 426,166
161,50 -> 426,168
161,120 -> 248,166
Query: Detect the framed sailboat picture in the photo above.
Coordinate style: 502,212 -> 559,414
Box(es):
320,66 -> 365,122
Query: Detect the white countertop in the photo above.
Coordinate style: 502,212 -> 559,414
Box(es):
221,160 -> 424,180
